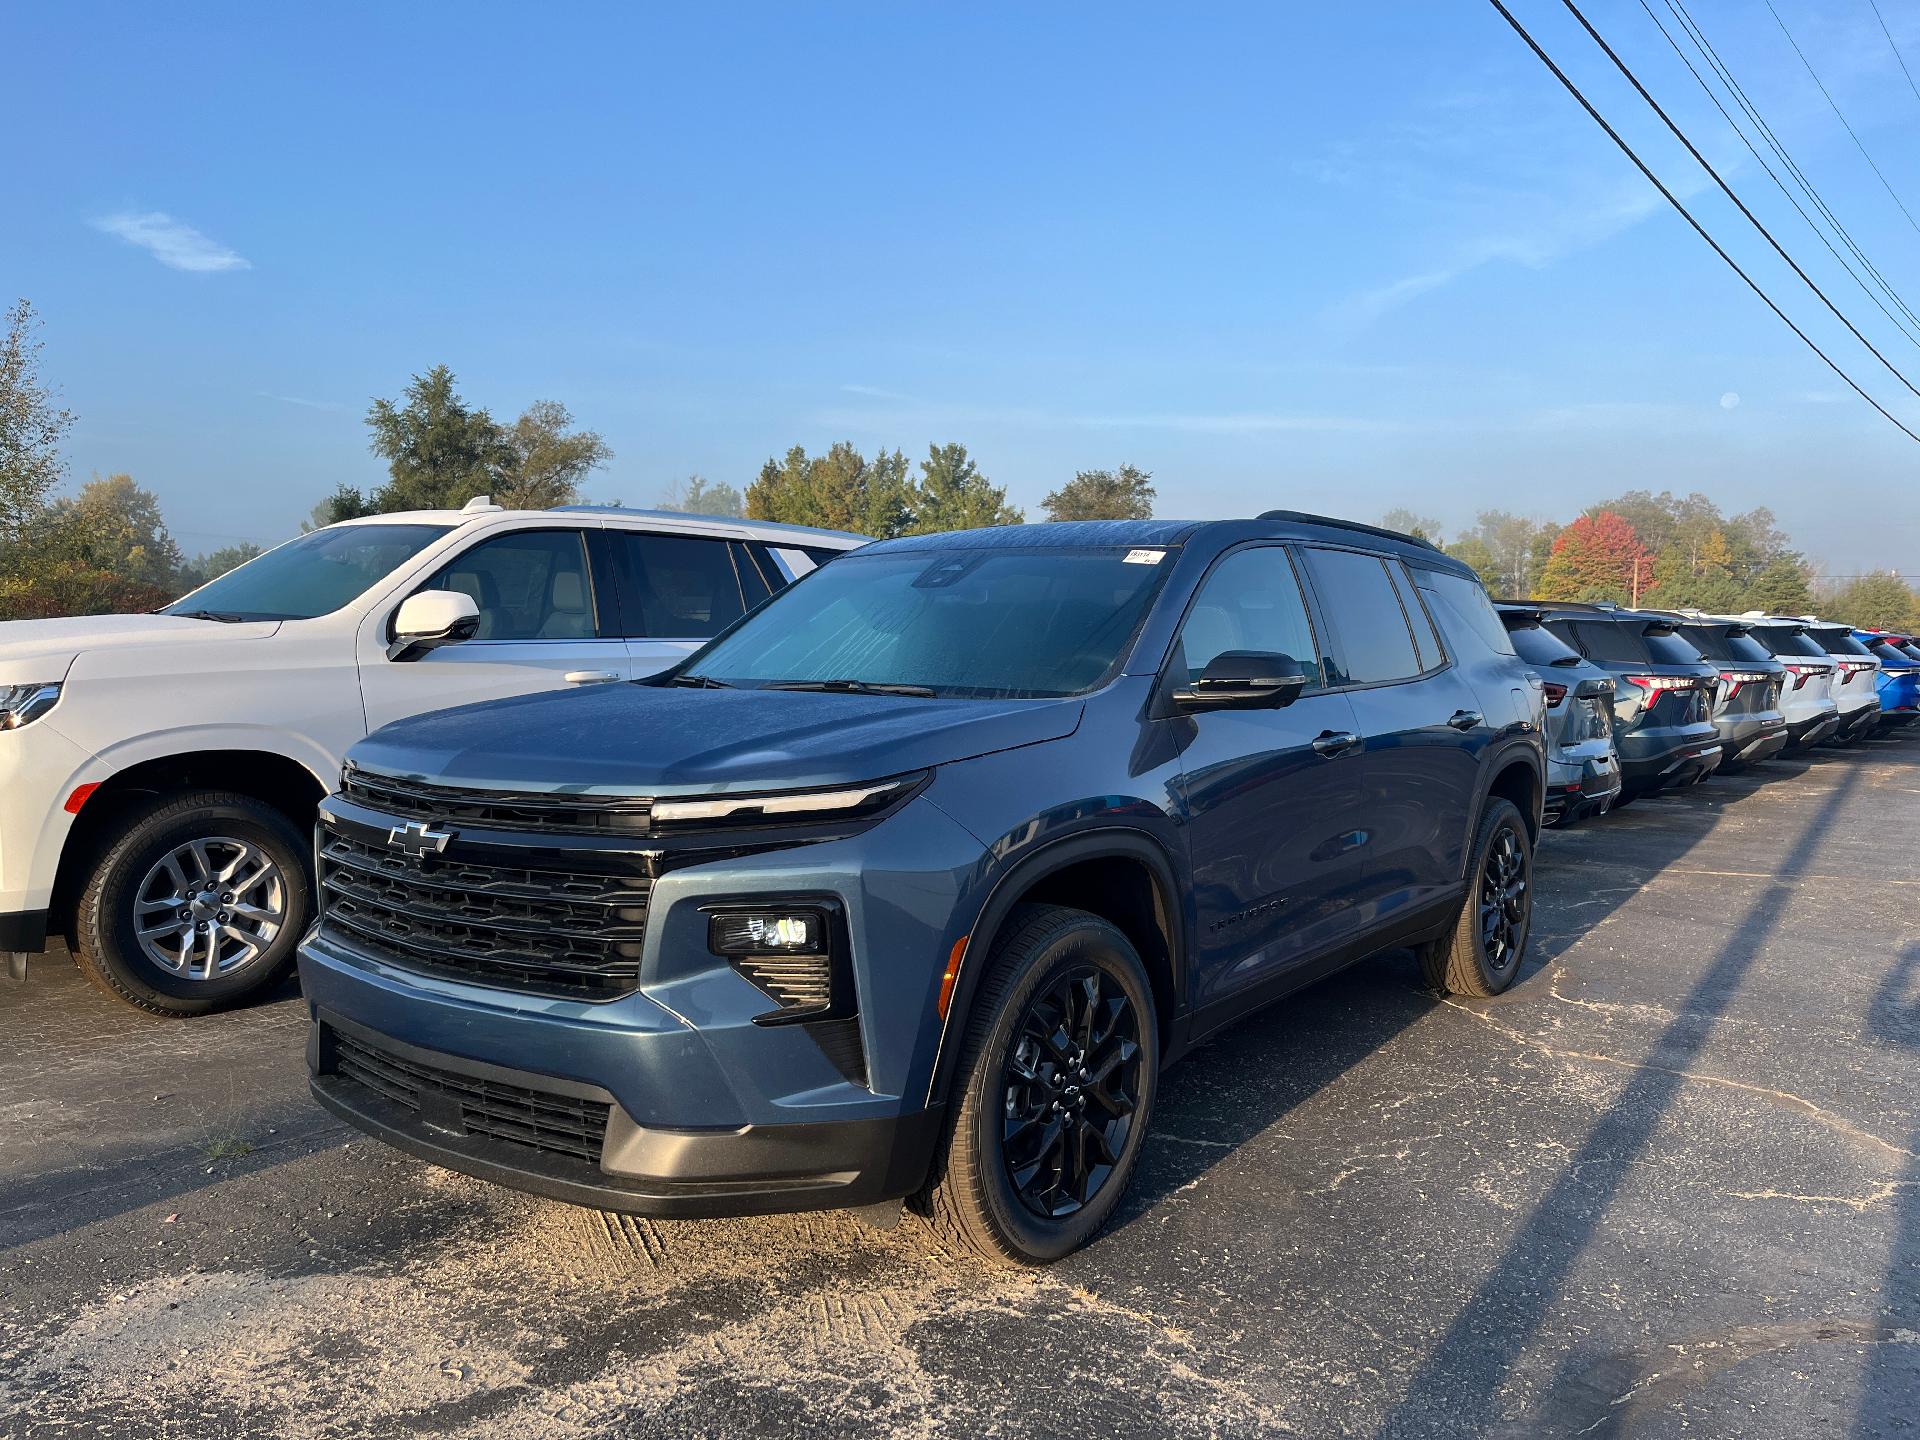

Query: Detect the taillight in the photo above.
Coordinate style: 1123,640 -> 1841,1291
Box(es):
1834,660 -> 1876,686
1782,662 -> 1828,690
1621,674 -> 1705,693
1717,669 -> 1773,700
1542,681 -> 1568,707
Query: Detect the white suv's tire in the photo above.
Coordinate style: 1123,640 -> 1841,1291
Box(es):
72,790 -> 312,1017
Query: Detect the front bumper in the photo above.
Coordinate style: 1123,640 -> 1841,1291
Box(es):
308,1008 -> 943,1218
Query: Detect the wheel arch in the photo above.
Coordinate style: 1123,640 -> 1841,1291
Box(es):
52,748 -> 329,943
925,828 -> 1186,1109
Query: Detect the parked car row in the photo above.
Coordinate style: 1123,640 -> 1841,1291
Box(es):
1495,600 -> 1907,821
4,508 -> 1907,1265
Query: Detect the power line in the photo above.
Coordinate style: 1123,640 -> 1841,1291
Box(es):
1670,0 -> 1920,336
1483,0 -> 1920,444
1555,0 -> 1920,401
1765,0 -> 1920,236
1865,0 -> 1920,108
1639,0 -> 1920,352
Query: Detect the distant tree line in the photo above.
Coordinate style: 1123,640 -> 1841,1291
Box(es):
1380,494 -> 1918,633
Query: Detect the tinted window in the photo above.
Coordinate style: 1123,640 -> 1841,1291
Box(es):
1565,618 -> 1646,665
1644,629 -> 1709,666
1178,547 -> 1320,686
421,530 -> 594,642
1392,563 -> 1446,669
615,532 -> 746,638
685,546 -> 1171,699
1510,623 -> 1583,667
1904,643 -> 1920,664
1724,632 -> 1776,665
1680,625 -> 1734,661
1752,624 -> 1831,659
1420,569 -> 1514,658
1303,547 -> 1422,684
1869,638 -> 1915,665
1810,627 -> 1875,658
164,523 -> 451,621
733,541 -> 773,608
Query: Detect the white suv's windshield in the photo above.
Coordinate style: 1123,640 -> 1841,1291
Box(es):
162,524 -> 453,622
680,546 -> 1175,699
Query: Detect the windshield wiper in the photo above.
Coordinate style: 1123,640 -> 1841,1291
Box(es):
169,609 -> 252,623
667,673 -> 735,689
766,678 -> 938,698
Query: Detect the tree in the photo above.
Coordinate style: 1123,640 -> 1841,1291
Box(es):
44,474 -> 185,589
1648,526 -> 1741,613
909,443 -> 1022,533
1444,535 -> 1498,586
1379,508 -> 1444,545
497,399 -> 611,509
745,443 -> 915,538
657,475 -> 745,518
1824,573 -> 1919,632
1457,510 -> 1551,597
1042,464 -> 1155,521
364,365 -> 512,512
1535,510 -> 1654,604
1744,553 -> 1815,616
0,299 -> 74,547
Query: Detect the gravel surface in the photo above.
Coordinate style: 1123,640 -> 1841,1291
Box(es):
3,741 -> 1917,1437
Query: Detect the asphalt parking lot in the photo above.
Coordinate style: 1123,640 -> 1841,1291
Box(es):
3,742 -> 1917,1438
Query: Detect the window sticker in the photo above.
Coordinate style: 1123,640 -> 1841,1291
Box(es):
1123,549 -> 1165,565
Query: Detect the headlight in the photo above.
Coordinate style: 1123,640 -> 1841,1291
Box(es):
0,682 -> 62,730
650,772 -> 924,827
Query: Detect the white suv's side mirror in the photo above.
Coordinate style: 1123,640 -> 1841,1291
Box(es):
388,589 -> 481,662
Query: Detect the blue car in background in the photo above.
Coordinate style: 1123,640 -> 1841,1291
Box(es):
1855,630 -> 1920,731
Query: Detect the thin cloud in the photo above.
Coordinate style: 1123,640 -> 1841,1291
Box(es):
90,211 -> 250,273
259,392 -> 346,411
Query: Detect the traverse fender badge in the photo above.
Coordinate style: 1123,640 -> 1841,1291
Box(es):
388,820 -> 453,857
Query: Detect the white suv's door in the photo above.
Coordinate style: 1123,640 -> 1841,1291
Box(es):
357,525 -> 630,731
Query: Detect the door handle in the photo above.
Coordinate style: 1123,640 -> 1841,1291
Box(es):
564,671 -> 622,685
1447,709 -> 1483,731
1311,730 -> 1360,757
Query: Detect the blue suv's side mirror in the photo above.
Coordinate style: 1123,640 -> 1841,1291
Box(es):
1173,651 -> 1312,712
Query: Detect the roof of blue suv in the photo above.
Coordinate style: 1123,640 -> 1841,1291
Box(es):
858,514 -> 1472,572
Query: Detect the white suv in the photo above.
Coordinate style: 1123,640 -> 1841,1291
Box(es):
0,500 -> 864,1013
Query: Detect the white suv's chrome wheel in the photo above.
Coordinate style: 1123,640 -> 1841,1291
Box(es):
133,836 -> 288,980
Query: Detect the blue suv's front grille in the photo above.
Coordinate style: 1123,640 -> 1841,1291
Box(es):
341,765 -> 654,836
316,825 -> 651,1000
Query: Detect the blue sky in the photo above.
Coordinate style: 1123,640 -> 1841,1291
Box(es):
6,1 -> 1920,575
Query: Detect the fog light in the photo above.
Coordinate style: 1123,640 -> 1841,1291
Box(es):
709,910 -> 826,956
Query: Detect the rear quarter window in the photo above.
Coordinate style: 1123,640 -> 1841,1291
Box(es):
1418,569 -> 1516,658
1509,623 -> 1581,667
1568,619 -> 1647,665
1644,630 -> 1709,666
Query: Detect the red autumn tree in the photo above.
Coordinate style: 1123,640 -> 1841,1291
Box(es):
1534,509 -> 1655,604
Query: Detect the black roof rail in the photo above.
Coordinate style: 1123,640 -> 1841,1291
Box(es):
1256,510 -> 1443,553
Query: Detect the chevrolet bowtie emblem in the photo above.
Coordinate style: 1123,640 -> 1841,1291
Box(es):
388,820 -> 453,857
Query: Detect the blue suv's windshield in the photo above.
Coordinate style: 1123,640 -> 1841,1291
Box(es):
682,545 -> 1175,698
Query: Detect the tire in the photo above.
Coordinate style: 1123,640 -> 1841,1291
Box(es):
919,905 -> 1159,1266
1415,797 -> 1533,999
72,790 -> 313,1017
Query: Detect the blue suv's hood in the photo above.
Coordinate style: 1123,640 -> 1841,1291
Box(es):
349,683 -> 1084,794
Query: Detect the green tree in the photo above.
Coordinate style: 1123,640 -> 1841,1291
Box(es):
1648,527 -> 1741,612
1457,510 -> 1551,597
909,443 -> 1022,533
1444,535 -> 1498,586
1379,508 -> 1444,545
44,473 -> 185,589
1824,573 -> 1919,632
1743,553 -> 1816,616
0,299 -> 74,547
364,365 -> 512,512
497,399 -> 611,509
1041,464 -> 1155,521
745,443 -> 914,538
658,475 -> 745,518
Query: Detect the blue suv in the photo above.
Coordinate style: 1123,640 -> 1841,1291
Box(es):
298,514 -> 1547,1263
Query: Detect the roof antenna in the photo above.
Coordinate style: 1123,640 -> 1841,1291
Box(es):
461,495 -> 499,513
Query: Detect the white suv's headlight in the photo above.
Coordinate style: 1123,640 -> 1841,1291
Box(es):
0,682 -> 62,730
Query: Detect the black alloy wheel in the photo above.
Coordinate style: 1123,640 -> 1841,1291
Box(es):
1000,967 -> 1144,1219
